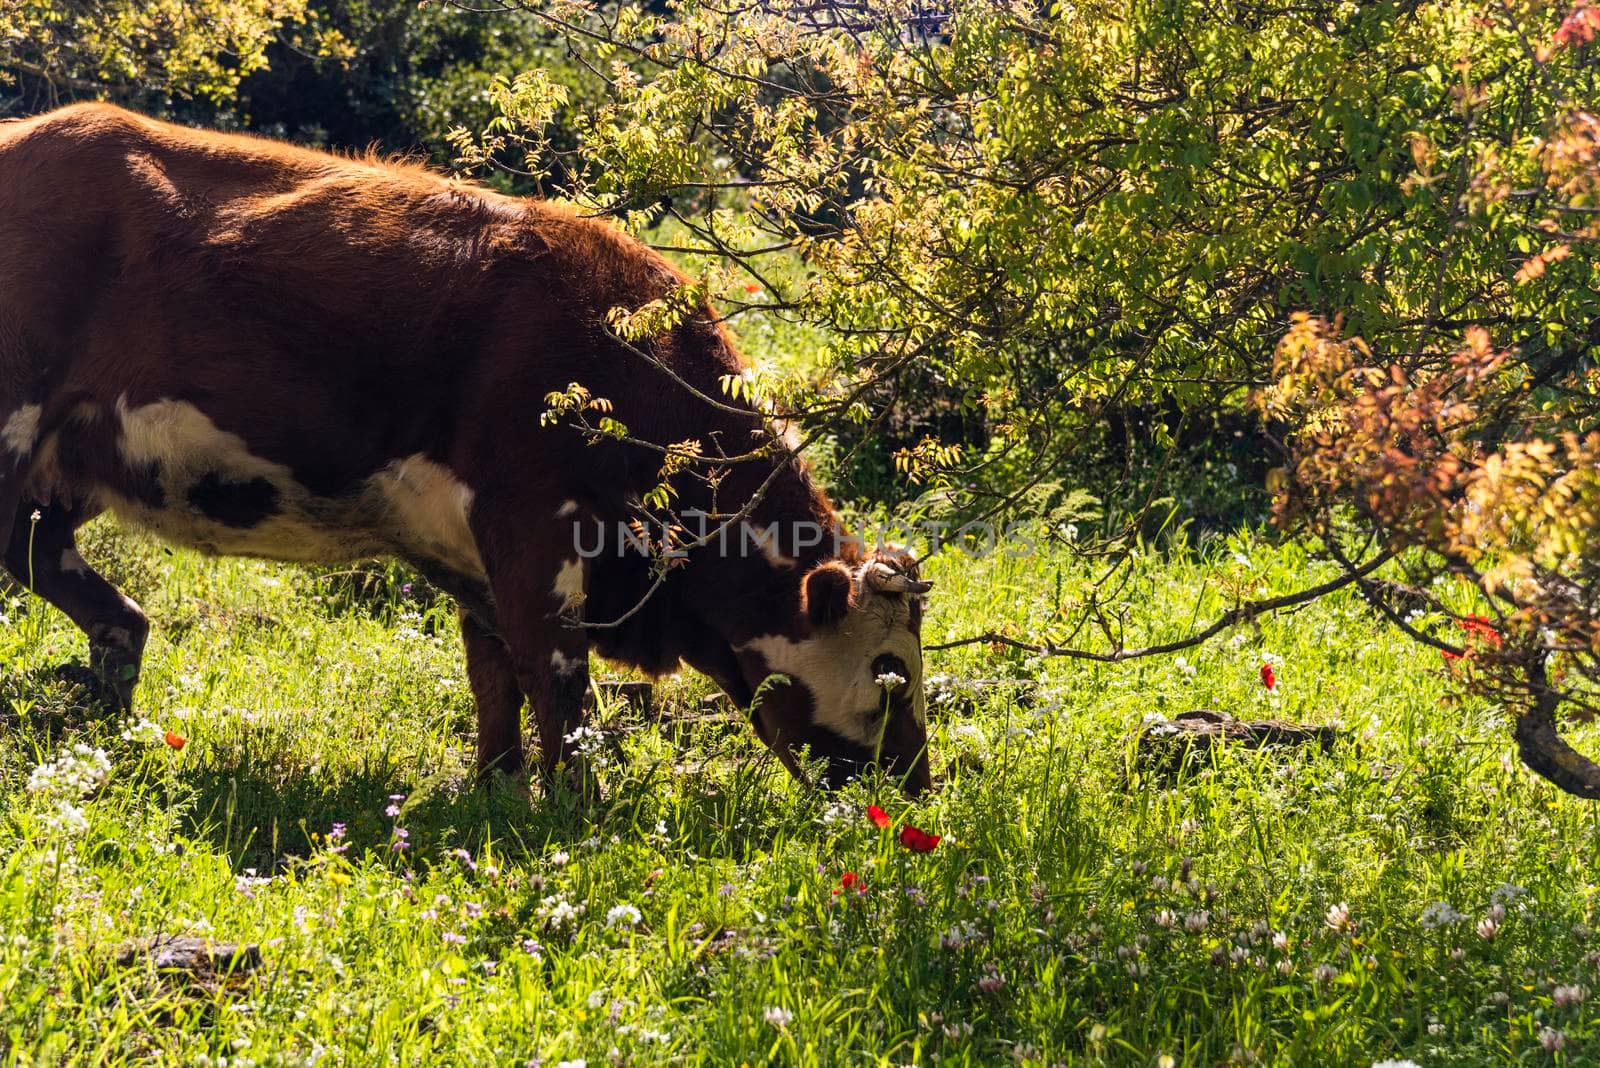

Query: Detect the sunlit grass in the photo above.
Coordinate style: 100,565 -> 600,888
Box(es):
2,521 -> 1598,1065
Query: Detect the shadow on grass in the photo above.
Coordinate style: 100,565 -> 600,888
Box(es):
174,752 -> 606,870
173,727 -> 815,872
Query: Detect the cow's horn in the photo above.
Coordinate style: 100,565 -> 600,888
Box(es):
864,561 -> 933,596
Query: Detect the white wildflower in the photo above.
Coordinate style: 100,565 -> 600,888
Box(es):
606,904 -> 642,928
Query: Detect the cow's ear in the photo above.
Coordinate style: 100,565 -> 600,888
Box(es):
802,562 -> 854,628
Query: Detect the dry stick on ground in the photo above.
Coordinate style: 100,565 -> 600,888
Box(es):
925,550 -> 1394,661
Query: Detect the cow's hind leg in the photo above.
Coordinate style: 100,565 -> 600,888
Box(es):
459,606 -> 527,781
5,501 -> 148,709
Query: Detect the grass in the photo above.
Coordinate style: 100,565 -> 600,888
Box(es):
2,521 -> 1600,1066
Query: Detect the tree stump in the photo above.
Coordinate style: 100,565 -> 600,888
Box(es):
113,935 -> 260,976
1133,709 -> 1336,776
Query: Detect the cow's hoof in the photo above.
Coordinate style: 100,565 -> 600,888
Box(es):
50,663 -> 123,712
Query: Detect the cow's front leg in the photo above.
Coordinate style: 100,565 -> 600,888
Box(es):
475,521 -> 593,791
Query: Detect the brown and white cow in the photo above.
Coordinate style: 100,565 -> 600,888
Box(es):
0,103 -> 933,793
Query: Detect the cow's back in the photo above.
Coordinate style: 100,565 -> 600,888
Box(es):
0,104 -> 751,580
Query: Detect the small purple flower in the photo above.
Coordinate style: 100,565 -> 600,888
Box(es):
442,930 -> 467,945
391,827 -> 410,852
402,583 -> 414,596
451,848 -> 476,871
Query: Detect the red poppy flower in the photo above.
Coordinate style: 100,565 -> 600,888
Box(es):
832,870 -> 867,897
1457,615 -> 1502,647
1259,663 -> 1276,690
898,825 -> 941,853
866,804 -> 891,829
164,730 -> 187,751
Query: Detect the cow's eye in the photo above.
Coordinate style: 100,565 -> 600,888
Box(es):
872,654 -> 908,684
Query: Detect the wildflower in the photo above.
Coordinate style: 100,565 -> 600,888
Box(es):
1540,1027 -> 1568,1052
1420,901 -> 1463,929
762,1006 -> 792,1028
976,964 -> 1005,994
1272,931 -> 1290,952
1260,663 -> 1276,690
327,823 -> 349,854
898,825 -> 941,853
1490,883 -> 1526,907
1475,916 -> 1499,940
866,804 -> 891,829
43,801 -> 89,836
1153,909 -> 1176,929
1159,1057 -> 1176,1068
606,904 -> 642,928
1554,984 -> 1587,1008
390,827 -> 410,852
27,745 -> 111,798
164,730 -> 187,750
875,670 -> 907,689
549,850 -> 570,867
1324,902 -> 1353,933
441,930 -> 467,946
1314,964 -> 1337,983
1371,1061 -> 1422,1068
385,794 -> 405,818
833,871 -> 867,897
1184,910 -> 1210,933
1457,615 -> 1502,646
536,894 -> 584,932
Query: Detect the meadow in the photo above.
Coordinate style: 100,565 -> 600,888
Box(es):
2,521 -> 1598,1066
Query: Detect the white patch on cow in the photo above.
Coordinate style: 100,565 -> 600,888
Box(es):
741,521 -> 797,567
550,649 -> 583,675
556,499 -> 580,518
2,404 -> 41,456
60,548 -> 89,576
738,590 -> 925,745
370,455 -> 484,580
93,398 -> 487,581
552,558 -> 585,608
767,418 -> 802,453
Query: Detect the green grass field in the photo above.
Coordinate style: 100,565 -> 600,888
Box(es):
3,522 -> 1598,1066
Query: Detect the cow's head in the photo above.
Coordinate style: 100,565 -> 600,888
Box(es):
740,549 -> 933,794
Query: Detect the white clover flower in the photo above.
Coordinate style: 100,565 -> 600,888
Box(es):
1184,910 -> 1210,933
548,850 -> 570,867
119,717 -> 165,746
1554,984 -> 1587,1008
1314,964 -> 1338,984
1540,1027 -> 1567,1051
1152,909 -> 1176,929
606,904 -> 642,928
1325,902 -> 1353,933
43,801 -> 89,836
1476,916 -> 1500,941
763,1006 -> 793,1028
536,894 -> 585,932
27,745 -> 111,799
1272,931 -> 1290,952
1491,882 -> 1527,907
